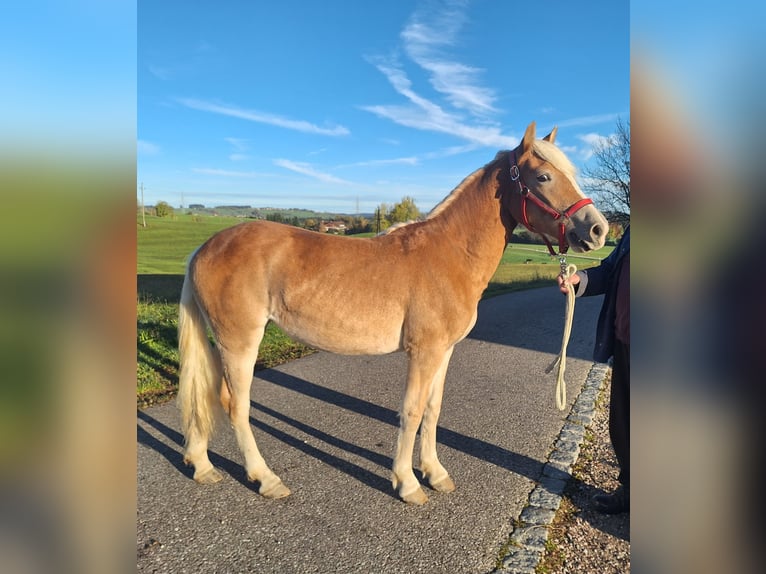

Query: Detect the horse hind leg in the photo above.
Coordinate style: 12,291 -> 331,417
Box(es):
220,334 -> 290,499
419,346 -> 456,493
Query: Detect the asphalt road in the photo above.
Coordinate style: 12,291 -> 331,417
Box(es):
137,286 -> 604,574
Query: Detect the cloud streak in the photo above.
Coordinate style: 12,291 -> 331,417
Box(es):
362,1 -> 514,149
401,2 -> 497,116
273,159 -> 351,185
339,156 -> 420,168
137,139 -> 160,155
577,131 -> 617,161
178,98 -> 350,136
192,167 -> 265,177
554,113 -> 623,128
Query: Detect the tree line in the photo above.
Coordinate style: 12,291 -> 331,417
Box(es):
145,196 -> 422,235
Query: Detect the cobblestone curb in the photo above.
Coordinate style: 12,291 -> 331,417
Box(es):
492,362 -> 610,573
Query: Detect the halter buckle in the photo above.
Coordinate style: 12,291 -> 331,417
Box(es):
510,164 -> 520,181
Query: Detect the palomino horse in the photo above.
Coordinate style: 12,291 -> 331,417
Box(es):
177,122 -> 608,504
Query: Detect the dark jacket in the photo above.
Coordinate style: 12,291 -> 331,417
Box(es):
577,226 -> 630,363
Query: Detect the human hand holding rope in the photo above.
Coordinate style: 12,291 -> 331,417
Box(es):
547,261 -> 580,410
557,270 -> 581,294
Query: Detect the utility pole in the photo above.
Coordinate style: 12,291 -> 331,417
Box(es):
140,182 -> 146,228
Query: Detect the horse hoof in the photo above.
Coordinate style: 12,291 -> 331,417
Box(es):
260,480 -> 291,499
194,467 -> 224,484
401,487 -> 428,505
430,475 -> 456,493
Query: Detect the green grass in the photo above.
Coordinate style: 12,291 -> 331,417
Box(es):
484,241 -> 612,297
136,213 -> 613,406
138,213 -> 247,274
137,280 -> 314,408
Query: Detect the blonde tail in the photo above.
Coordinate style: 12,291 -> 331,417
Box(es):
177,269 -> 222,446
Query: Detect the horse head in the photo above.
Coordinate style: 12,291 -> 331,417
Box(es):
504,122 -> 608,254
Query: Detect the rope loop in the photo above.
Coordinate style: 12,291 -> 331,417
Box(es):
546,261 -> 578,410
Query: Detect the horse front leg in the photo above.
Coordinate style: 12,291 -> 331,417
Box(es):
419,346 -> 455,493
392,346 -> 451,505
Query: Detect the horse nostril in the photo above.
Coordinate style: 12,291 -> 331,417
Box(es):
592,224 -> 603,238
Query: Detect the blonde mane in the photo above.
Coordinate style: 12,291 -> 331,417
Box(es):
380,157 -> 493,236
425,159 -> 493,220
531,139 -> 579,190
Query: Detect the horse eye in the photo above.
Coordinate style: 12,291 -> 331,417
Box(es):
536,173 -> 551,183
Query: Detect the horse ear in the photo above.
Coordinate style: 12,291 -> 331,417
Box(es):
543,126 -> 558,143
522,122 -> 537,151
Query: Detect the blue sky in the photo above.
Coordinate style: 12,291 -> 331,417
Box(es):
138,0 -> 628,213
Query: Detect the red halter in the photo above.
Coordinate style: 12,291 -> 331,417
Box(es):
509,151 -> 594,256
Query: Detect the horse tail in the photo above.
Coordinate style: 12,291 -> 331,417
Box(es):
177,258 -> 222,444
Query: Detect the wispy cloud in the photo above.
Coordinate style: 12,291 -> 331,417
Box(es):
178,98 -> 350,137
362,1 -> 514,149
137,139 -> 160,155
192,167 -> 264,177
401,2 -> 497,116
362,95 -> 516,148
554,113 -> 622,128
577,132 -> 614,161
224,137 -> 249,151
224,137 -> 250,161
273,159 -> 352,185
148,65 -> 171,81
339,156 -> 420,168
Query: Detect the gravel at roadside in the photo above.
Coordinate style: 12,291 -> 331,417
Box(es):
494,365 -> 630,573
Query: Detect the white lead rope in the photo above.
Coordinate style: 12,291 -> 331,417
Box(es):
545,259 -> 578,411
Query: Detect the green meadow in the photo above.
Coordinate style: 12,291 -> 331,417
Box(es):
137,213 -> 613,405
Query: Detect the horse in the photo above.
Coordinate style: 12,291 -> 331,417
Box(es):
177,121 -> 608,505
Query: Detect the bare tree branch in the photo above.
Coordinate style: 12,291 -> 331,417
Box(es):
582,118 -> 630,224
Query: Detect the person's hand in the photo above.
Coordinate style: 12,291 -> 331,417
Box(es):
557,272 -> 580,294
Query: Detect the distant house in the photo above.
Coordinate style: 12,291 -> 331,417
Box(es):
319,220 -> 347,234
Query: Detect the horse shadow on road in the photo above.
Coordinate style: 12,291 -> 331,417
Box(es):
138,367 -> 545,499
254,369 -> 544,485
137,409 -> 259,492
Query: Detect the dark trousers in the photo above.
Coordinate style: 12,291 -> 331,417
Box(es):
611,339 -> 630,486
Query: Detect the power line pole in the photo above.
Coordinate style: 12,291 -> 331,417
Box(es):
140,182 -> 146,228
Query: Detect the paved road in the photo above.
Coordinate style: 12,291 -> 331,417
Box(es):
138,286 -> 604,574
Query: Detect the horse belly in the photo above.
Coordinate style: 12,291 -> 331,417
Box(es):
270,301 -> 404,356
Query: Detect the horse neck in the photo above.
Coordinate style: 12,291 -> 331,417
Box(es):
426,157 -> 515,277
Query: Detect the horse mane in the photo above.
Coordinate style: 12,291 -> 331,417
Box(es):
530,139 -> 579,189
380,220 -> 417,235
425,151 -> 507,221
380,155 -> 499,236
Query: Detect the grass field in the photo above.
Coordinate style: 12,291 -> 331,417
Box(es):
137,213 -> 613,406
138,213 -> 247,274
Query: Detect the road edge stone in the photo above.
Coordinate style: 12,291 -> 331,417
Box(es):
493,362 -> 609,573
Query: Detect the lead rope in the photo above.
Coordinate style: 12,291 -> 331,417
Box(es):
545,256 -> 578,410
